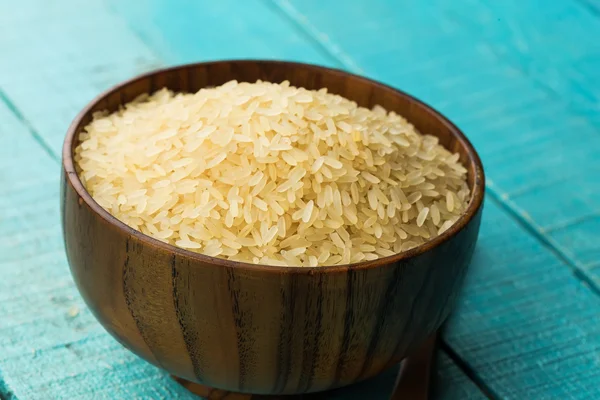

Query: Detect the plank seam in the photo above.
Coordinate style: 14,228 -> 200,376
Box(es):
439,341 -> 499,400
574,0 -> 600,19
586,261 -> 600,270
0,89 -> 58,163
102,0 -> 168,62
543,211 -> 600,233
266,0 -> 364,73
450,4 -> 600,132
478,47 -> 600,130
0,368 -> 17,400
486,180 -> 600,297
0,1 -> 164,169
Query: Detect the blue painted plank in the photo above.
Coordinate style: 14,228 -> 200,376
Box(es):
513,175 -> 600,235
446,197 -> 600,399
438,0 -> 600,108
107,0 -> 337,66
0,0 -> 161,156
549,216 -> 600,267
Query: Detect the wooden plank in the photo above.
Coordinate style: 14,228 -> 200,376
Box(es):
549,216 -> 600,267
0,0 -> 161,157
106,0 -> 338,66
438,0 -> 600,109
433,354 -> 489,400
445,197 -> 600,398
0,1 -> 485,399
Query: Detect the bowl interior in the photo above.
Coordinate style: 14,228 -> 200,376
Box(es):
64,60 -> 484,269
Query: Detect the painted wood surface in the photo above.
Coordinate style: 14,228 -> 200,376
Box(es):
0,0 -> 599,399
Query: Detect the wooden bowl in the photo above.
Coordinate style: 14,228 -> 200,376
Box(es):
61,60 -> 485,395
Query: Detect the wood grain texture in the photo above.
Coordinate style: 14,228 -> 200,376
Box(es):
61,61 -> 485,395
168,333 -> 437,400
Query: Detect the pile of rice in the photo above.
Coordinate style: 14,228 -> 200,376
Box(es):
75,80 -> 470,267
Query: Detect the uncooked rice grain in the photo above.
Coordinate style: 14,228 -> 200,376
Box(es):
75,80 -> 470,267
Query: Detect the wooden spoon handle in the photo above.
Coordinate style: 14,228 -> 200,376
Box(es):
389,333 -> 438,400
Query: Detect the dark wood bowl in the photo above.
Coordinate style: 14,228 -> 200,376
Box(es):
61,60 -> 485,396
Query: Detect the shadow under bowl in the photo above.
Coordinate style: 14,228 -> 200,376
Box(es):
61,60 -> 485,395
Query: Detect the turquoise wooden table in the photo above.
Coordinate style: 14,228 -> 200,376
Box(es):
1,0 -> 600,399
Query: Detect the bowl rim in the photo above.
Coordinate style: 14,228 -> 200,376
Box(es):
63,59 -> 485,274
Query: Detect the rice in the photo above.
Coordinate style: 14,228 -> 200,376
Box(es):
75,80 -> 470,267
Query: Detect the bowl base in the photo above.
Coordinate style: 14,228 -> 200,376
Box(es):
172,332 -> 437,399
171,376 -> 301,399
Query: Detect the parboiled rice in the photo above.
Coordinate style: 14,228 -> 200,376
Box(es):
75,80 -> 470,267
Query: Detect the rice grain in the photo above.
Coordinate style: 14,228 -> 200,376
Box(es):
76,80 -> 470,267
